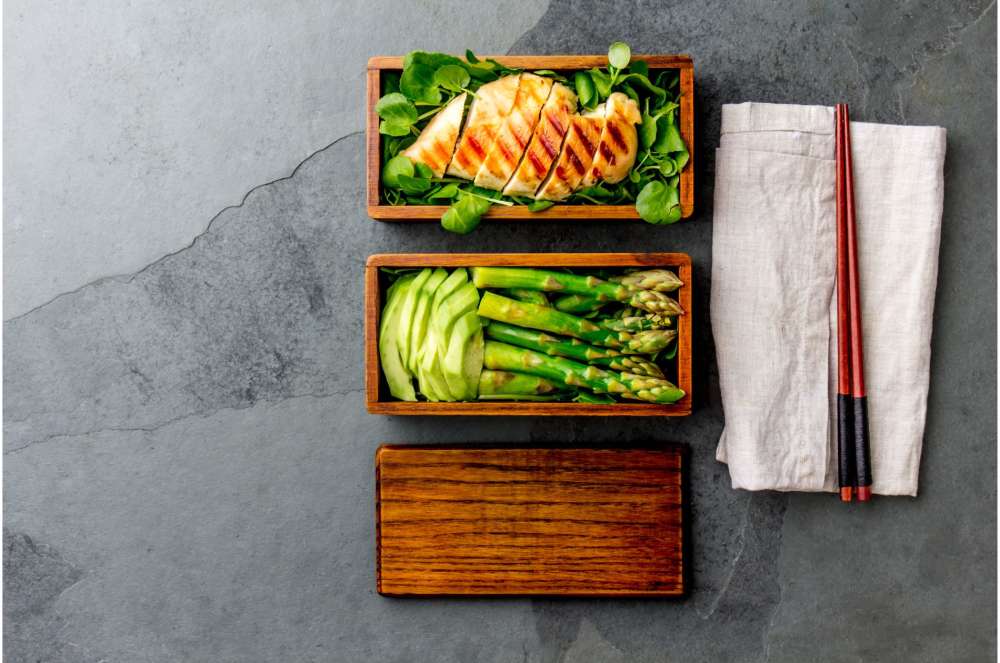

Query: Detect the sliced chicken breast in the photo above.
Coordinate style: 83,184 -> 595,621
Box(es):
474,74 -> 553,191
446,74 -> 521,180
502,82 -> 577,197
580,92 -> 642,187
534,112 -> 604,201
401,92 -> 467,178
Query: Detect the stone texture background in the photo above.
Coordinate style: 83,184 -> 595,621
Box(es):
4,1 -> 996,662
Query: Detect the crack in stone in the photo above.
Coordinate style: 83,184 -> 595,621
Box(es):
698,492 -> 754,620
895,0 -> 996,121
5,129 -> 366,456
836,1 -> 993,124
4,131 -> 364,325
5,389 -> 362,456
760,513 -> 787,663
842,40 -> 871,117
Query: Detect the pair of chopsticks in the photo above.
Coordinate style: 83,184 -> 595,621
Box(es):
835,104 -> 873,503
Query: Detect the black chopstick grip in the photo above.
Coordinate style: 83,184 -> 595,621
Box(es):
852,395 -> 872,489
837,394 -> 856,491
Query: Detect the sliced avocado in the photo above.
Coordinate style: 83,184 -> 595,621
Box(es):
378,275 -> 417,401
463,325 -> 485,398
419,269 -> 469,401
432,281 -> 479,342
427,268 -> 468,323
416,353 -> 443,402
408,268 -> 448,375
443,310 -> 483,400
396,268 -> 431,369
432,282 -> 480,394
419,347 -> 454,402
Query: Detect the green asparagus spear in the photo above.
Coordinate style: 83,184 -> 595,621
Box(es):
553,294 -> 606,314
600,316 -> 677,333
478,292 -> 677,354
503,288 -> 550,306
625,290 -> 684,316
485,321 -> 620,361
470,267 -> 684,315
596,355 -> 666,379
618,329 -> 677,354
614,269 -> 683,292
483,341 -> 685,404
552,271 -> 682,312
478,369 -> 564,397
483,321 -> 665,378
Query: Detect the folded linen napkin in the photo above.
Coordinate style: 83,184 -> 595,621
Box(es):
712,102 -> 946,496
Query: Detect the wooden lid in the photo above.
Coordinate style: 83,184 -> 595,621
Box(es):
376,445 -> 685,597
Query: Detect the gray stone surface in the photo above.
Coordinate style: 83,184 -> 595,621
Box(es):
4,0 -> 547,318
4,1 -> 996,662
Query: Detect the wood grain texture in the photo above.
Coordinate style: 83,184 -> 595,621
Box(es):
376,446 -> 685,597
364,253 -> 693,416
366,55 -> 695,221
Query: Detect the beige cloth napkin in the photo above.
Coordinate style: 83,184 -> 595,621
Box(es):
712,102 -> 946,496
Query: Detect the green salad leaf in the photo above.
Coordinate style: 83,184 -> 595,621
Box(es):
574,71 -> 597,109
382,155 -> 415,189
527,200 -> 555,212
532,69 -> 569,83
653,114 -> 685,153
375,93 -> 418,136
400,65 -> 440,104
636,180 -> 682,225
589,68 -> 612,98
433,64 -> 470,92
413,162 -> 434,179
442,192 -> 491,234
428,183 -> 460,199
397,174 -> 431,195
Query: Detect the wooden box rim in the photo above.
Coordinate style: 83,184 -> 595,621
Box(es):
365,252 -> 693,416
366,54 -> 695,221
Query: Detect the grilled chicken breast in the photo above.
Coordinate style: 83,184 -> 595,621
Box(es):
446,74 -> 521,180
534,112 -> 604,201
502,82 -> 577,197
580,92 -> 642,187
401,92 -> 467,178
474,74 -> 553,191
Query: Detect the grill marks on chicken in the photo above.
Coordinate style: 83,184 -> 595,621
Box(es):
502,82 -> 577,197
402,93 -> 468,178
535,113 -> 605,200
580,92 -> 642,187
446,75 -> 521,180
402,74 -> 645,202
474,74 -> 553,191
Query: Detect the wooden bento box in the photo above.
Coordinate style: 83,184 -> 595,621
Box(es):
366,55 -> 694,221
365,253 -> 693,416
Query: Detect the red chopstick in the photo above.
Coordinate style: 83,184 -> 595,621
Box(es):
835,104 -> 873,502
841,105 -> 873,501
835,105 -> 855,502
